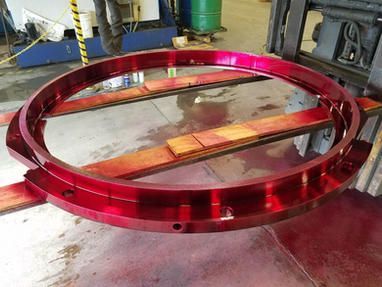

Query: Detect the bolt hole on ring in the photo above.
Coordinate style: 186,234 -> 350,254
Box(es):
7,50 -> 371,233
62,189 -> 75,198
172,223 -> 183,231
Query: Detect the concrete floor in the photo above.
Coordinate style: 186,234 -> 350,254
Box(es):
1,1 -> 381,286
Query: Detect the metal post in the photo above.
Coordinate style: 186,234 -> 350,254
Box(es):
266,0 -> 291,55
282,0 -> 309,61
365,35 -> 382,100
266,0 -> 283,53
69,0 -> 89,66
0,7 -> 12,62
356,130 -> 382,195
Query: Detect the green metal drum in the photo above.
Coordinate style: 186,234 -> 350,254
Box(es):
179,0 -> 222,33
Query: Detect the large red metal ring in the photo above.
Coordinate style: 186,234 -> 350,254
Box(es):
7,50 -> 370,233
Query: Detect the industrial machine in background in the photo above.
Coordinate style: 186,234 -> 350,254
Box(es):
7,0 -> 160,31
5,0 -> 177,67
2,0 -> 226,67
267,0 -> 382,196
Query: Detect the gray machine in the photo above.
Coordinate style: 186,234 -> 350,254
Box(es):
266,0 -> 382,196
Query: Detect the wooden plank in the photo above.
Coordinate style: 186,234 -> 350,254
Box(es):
84,146 -> 177,179
167,134 -> 204,156
0,112 -> 16,127
52,87 -> 148,115
192,124 -> 258,150
356,97 -> 382,113
53,70 -> 253,115
167,107 -> 330,157
0,182 -> 43,214
89,96 -> 382,178
0,70 -> 254,127
144,70 -> 252,92
82,107 -> 332,178
242,106 -> 330,136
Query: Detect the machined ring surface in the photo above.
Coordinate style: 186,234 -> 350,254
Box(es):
6,50 -> 370,233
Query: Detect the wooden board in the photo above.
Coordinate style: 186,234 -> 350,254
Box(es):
0,112 -> 16,127
194,124 -> 258,149
83,107 -> 332,178
0,70 -> 254,126
54,70 -> 253,115
167,134 -> 204,156
85,97 -> 382,178
144,70 -> 250,92
356,97 -> 382,113
167,107 -> 330,157
0,182 -> 43,214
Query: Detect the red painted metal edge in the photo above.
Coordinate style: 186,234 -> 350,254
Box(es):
5,50 -> 372,233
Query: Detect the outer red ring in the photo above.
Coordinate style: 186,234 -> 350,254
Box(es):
7,50 -> 370,233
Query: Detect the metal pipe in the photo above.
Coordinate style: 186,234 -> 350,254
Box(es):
311,0 -> 382,13
322,7 -> 379,24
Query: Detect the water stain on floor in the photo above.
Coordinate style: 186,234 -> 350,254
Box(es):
41,243 -> 82,286
74,217 -> 82,225
136,92 -> 234,149
48,273 -> 80,287
56,244 -> 81,266
257,103 -> 280,111
88,142 -> 123,162
206,140 -> 320,182
0,64 -> 75,102
257,96 -> 271,100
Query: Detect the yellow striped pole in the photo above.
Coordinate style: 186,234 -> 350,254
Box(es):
70,0 -> 89,65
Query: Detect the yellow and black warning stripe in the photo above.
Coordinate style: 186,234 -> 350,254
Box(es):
70,0 -> 89,65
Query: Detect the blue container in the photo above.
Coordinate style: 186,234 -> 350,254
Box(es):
124,74 -> 131,87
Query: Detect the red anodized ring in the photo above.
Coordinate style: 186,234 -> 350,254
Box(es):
7,50 -> 370,233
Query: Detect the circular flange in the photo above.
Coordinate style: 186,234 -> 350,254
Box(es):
6,50 -> 370,233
